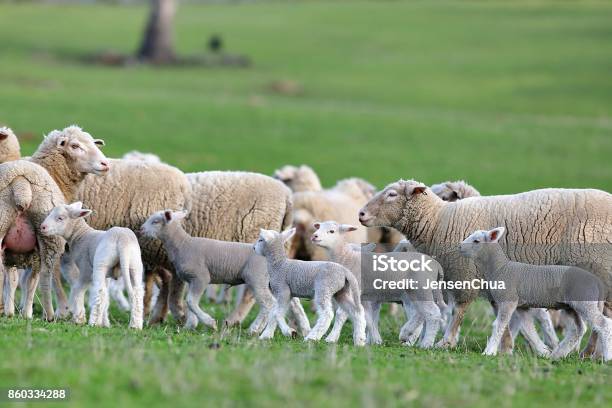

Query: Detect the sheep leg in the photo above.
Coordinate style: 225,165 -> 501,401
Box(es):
168,271 -> 186,324
52,262 -> 70,319
414,301 -> 441,349
305,295 -> 334,342
205,284 -> 218,302
572,301 -> 611,361
3,267 -> 19,317
533,308 -> 560,349
37,237 -> 63,321
149,267 -> 171,325
224,286 -> 256,327
143,270 -> 155,317
514,309 -> 551,357
483,301 -> 517,356
127,262 -> 144,330
69,278 -> 88,324
184,278 -> 217,330
551,309 -> 585,360
325,306 -> 348,343
436,300 -> 471,348
364,301 -> 383,345
288,298 -> 311,336
335,291 -> 366,346
88,263 -> 110,327
243,277 -> 277,335
260,286 -> 294,339
21,263 -> 40,319
400,301 -> 424,346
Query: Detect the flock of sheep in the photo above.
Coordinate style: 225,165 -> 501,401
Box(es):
0,125 -> 610,362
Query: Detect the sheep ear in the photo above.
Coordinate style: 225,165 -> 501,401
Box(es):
313,222 -> 321,230
68,202 -> 83,211
412,186 -> 427,196
76,209 -> 92,219
281,227 -> 296,242
340,224 -> 358,233
448,189 -> 460,201
0,132 -> 7,140
94,139 -> 105,147
164,210 -> 172,222
172,210 -> 188,221
488,227 -> 505,243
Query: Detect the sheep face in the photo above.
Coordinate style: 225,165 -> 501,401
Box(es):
51,126 -> 110,175
459,227 -> 506,258
359,180 -> 427,227
141,209 -> 187,238
430,183 -> 459,202
41,202 -> 92,238
254,228 -> 295,256
311,221 -> 357,249
0,127 -> 21,163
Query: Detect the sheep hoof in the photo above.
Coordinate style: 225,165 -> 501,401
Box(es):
325,336 -> 338,343
290,330 -> 298,339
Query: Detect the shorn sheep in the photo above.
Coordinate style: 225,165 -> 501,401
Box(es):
460,227 -> 611,360
41,202 -> 144,329
140,210 -> 304,334
359,180 -> 612,355
254,228 -> 367,346
0,126 -> 109,320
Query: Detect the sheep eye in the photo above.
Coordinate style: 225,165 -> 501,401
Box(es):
57,216 -> 64,221
388,191 -> 398,197
473,240 -> 480,244
71,144 -> 79,150
329,230 -> 335,234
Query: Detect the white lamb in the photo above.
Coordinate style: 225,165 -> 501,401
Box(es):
41,202 -> 144,329
254,228 -> 367,346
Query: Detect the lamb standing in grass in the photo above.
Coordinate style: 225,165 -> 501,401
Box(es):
140,210 -> 293,334
41,202 -> 144,329
460,227 -> 611,360
254,228 -> 366,346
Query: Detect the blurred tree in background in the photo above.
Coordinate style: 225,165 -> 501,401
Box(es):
138,0 -> 176,62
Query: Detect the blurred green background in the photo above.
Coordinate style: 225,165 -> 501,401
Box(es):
1,1 -> 611,407
1,1 -> 611,194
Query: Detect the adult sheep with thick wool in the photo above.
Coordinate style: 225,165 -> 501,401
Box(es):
0,127 -> 21,164
0,126 -> 109,320
358,179 -> 612,352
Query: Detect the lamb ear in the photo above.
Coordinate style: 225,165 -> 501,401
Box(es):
93,139 -> 105,147
76,209 -> 93,219
0,132 -> 7,141
56,136 -> 68,148
68,201 -> 84,211
488,227 -> 505,243
340,224 -> 358,233
412,186 -> 427,196
281,227 -> 296,242
164,210 -> 172,222
313,222 -> 321,230
172,210 -> 188,221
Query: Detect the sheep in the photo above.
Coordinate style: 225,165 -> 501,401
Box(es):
254,228 -> 367,346
430,180 -> 480,202
0,127 -> 21,163
310,221 -> 383,344
358,179 -> 612,353
0,126 -> 109,320
430,181 -> 560,352
76,163 -> 308,332
273,164 -> 323,193
122,150 -> 162,164
460,227 -> 611,360
140,209 -> 298,334
41,202 -> 144,329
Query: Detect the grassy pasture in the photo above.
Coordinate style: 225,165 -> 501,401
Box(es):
0,1 -> 611,407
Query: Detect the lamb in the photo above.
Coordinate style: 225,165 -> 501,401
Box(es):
0,126 -> 109,320
254,228 -> 367,346
310,221 -> 383,344
430,180 -> 480,201
273,164 -> 323,193
41,202 -> 144,329
0,127 -> 21,163
430,180 -> 559,352
358,179 -> 612,353
460,227 -> 611,360
140,210 -> 289,334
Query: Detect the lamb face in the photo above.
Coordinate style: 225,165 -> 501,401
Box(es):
459,227 -> 506,259
49,126 -> 109,175
311,221 -> 357,250
141,209 -> 187,238
41,202 -> 92,238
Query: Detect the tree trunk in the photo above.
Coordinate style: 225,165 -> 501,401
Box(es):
137,0 -> 177,63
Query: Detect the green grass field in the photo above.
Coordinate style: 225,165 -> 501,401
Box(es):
0,1 -> 611,407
